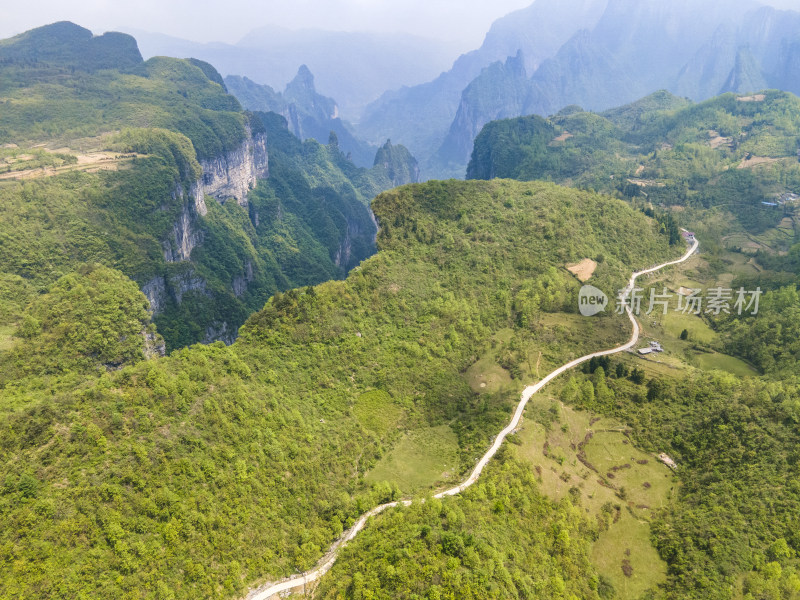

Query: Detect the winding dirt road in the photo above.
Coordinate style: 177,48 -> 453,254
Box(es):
246,237 -> 699,600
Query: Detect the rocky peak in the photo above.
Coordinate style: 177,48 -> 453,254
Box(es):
287,64 -> 316,93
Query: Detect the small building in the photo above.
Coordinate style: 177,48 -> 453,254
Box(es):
681,231 -> 696,242
638,348 -> 653,355
649,341 -> 664,352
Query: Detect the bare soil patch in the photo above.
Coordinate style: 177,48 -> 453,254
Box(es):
0,150 -> 138,180
551,131 -> 573,143
708,130 -> 732,149
737,94 -> 766,102
567,258 -> 598,282
627,178 -> 665,188
738,155 -> 781,169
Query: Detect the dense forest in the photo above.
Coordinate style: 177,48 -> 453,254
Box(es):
0,178 -> 677,598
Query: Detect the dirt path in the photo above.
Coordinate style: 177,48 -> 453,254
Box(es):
0,151 -> 139,180
245,238 -> 700,600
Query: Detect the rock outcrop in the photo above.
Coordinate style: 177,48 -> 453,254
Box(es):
373,140 -> 420,186
200,124 -> 268,206
163,203 -> 204,263
232,260 -> 254,297
142,269 -> 209,316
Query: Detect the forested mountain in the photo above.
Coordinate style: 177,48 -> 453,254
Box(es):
0,177 -> 678,598
0,22 -> 415,350
467,89 -> 800,237
4,6 -> 800,600
225,68 -> 378,167
313,90 -> 800,600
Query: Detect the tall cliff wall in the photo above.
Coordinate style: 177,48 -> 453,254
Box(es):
199,125 -> 268,206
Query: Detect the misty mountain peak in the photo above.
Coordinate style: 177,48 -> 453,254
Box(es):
290,64 -> 316,92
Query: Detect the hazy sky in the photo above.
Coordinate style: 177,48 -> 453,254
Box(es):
1,0 -> 535,49
3,0 -> 800,50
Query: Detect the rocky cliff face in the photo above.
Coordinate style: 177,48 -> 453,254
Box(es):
200,125 -> 268,206
161,179 -> 208,263
434,51 -> 529,172
142,269 -> 208,315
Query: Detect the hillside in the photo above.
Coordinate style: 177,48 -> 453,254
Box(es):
468,89 -> 800,239
0,178 -> 677,599
0,22 -> 414,350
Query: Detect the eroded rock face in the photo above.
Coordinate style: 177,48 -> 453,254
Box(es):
203,321 -> 236,345
232,260 -> 254,297
169,270 -> 207,305
142,331 -> 166,359
142,276 -> 167,314
200,125 -> 268,206
163,203 -> 204,263
141,270 -> 208,315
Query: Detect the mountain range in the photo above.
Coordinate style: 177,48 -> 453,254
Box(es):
357,0 -> 800,179
125,27 -> 460,119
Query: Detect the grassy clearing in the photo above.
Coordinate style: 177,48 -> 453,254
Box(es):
592,513 -> 668,598
659,310 -> 717,344
354,390 -> 405,436
694,352 -> 759,376
514,391 -> 675,599
365,425 -> 460,493
0,326 -> 15,352
465,356 -> 512,394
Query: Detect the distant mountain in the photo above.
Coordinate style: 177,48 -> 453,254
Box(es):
356,0 -> 609,171
126,27 -> 459,119
0,20 -> 142,71
226,67 -> 377,167
428,0 -> 800,178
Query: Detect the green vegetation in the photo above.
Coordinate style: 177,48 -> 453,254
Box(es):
365,425 -> 460,493
0,264 -> 158,378
317,455 -> 604,599
468,90 -> 800,236
0,24 -> 415,350
0,178 -> 676,598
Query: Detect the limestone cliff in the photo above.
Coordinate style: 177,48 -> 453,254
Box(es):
160,176 -> 209,263
199,124 -> 268,206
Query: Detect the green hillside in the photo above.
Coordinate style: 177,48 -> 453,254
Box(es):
468,90 -> 800,236
0,23 -> 414,350
0,178 -> 676,599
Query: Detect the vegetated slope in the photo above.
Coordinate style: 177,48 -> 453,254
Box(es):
468,90 -> 800,235
0,179 -> 675,599
316,455 -> 605,599
460,87 -> 800,598
0,22 -> 407,350
226,67 -> 378,168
